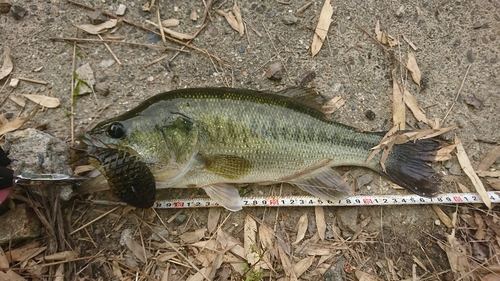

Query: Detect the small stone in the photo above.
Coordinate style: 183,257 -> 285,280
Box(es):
237,46 -> 245,53
95,83 -> 109,96
0,0 -> 12,14
356,173 -> 373,189
150,226 -> 169,242
466,49 -> 474,63
448,163 -> 462,175
282,14 -> 298,25
364,110 -> 376,120
75,63 -> 96,95
472,22 -> 484,29
395,6 -> 405,18
147,76 -> 154,82
146,32 -> 161,43
354,0 -> 362,5
0,204 -> 42,245
264,62 -> 282,81
489,34 -> 496,41
175,214 -> 187,224
453,38 -> 461,47
87,10 -> 106,24
434,219 -> 441,226
268,11 -> 276,18
10,4 -> 26,20
9,78 -> 19,88
207,25 -> 218,37
339,24 -> 347,34
116,4 -> 126,16
337,208 -> 359,233
99,59 -> 115,69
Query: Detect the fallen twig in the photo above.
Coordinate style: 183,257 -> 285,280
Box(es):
50,37 -> 188,52
442,64 -> 471,123
17,77 -> 48,85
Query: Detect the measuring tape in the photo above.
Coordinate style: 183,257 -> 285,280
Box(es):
90,191 -> 500,209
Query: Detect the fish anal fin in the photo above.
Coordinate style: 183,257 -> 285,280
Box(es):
288,166 -> 353,201
202,154 -> 252,180
203,184 -> 242,211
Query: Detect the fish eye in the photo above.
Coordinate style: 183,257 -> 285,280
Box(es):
107,123 -> 126,139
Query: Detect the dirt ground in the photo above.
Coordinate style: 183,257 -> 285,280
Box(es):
1,0 -> 500,280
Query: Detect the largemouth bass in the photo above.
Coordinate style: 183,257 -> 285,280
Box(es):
84,87 -> 440,210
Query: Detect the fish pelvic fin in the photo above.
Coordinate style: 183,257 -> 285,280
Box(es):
288,166 -> 353,200
203,184 -> 242,211
382,138 -> 441,197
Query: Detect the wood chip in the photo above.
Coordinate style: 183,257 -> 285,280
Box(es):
315,206 -> 326,241
293,213 -> 308,245
22,94 -> 60,108
455,136 -> 491,209
407,52 -> 421,86
311,0 -> 333,57
0,46 -> 13,80
477,146 -> 500,171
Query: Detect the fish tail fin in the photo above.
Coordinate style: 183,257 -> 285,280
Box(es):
382,138 -> 441,197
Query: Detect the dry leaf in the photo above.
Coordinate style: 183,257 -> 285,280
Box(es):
179,228 -> 206,244
311,0 -> 333,57
445,233 -> 469,278
487,178 -> 500,190
121,229 -> 148,263
392,68 -> 406,130
477,146 -> 500,171
74,165 -> 95,175
435,144 -> 456,161
322,96 -> 345,115
76,19 -> 118,34
356,270 -> 382,281
145,20 -> 194,40
216,10 -> 242,36
0,106 -> 39,136
243,215 -> 259,265
0,270 -> 26,281
4,243 -> 46,263
374,21 -> 399,47
9,96 -> 25,107
403,35 -> 418,50
431,205 -> 453,228
22,94 -> 60,108
403,89 -> 434,127
0,247 -> 8,269
232,0 -> 244,36
54,264 -> 64,281
455,136 -> 491,209
293,256 -> 314,278
0,46 -> 13,80
293,213 -> 308,245
258,225 -> 275,270
407,52 -> 421,86
207,208 -> 221,234
476,170 -> 500,177
315,206 -> 326,241
161,19 -> 180,27
278,245 -> 298,281
190,7 -> 198,21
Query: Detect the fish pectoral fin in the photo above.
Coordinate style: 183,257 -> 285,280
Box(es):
203,184 -> 242,211
288,167 -> 353,200
201,154 -> 252,180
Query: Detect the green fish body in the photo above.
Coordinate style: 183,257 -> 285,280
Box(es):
84,88 -> 440,210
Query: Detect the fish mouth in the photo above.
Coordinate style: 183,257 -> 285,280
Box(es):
81,132 -> 109,149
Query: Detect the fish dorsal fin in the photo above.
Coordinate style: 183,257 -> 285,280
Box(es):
275,87 -> 325,111
286,162 -> 352,200
203,184 -> 242,211
201,154 -> 252,180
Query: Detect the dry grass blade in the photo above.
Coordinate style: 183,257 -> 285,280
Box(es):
22,94 -> 60,108
0,46 -> 13,80
311,0 -> 333,57
407,52 -> 421,86
145,20 -> 195,40
455,135 -> 491,209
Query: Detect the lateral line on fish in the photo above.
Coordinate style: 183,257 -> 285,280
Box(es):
88,191 -> 500,208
